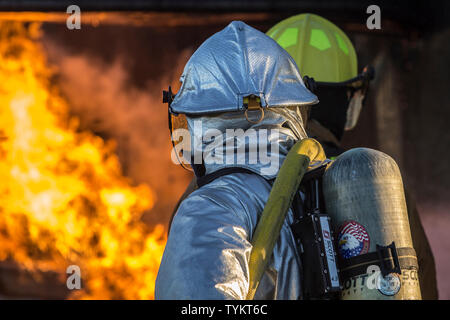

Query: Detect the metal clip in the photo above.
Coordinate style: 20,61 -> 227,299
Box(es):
376,241 -> 401,276
163,86 -> 175,107
244,95 -> 264,124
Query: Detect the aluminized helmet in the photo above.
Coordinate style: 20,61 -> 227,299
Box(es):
168,21 -> 318,116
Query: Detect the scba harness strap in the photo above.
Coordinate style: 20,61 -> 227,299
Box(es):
196,167 -> 269,188
339,243 -> 419,280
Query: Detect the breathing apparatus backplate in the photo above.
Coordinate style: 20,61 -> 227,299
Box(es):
291,162 -> 341,299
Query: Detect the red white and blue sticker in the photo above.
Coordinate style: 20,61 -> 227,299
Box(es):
337,221 -> 370,259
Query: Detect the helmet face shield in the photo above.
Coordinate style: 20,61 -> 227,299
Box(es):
304,65 -> 373,137
169,112 -> 193,171
309,85 -> 350,140
342,71 -> 371,131
309,82 -> 367,139
345,89 -> 365,131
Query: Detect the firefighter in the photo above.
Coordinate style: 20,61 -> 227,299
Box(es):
267,13 -> 437,299
156,21 -> 319,299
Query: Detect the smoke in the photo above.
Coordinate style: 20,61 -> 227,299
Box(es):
41,38 -> 193,227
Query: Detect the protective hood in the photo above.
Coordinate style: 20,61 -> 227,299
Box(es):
186,106 -> 308,180
170,21 -> 318,115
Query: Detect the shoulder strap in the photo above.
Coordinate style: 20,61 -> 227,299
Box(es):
196,167 -> 270,188
168,167 -> 271,236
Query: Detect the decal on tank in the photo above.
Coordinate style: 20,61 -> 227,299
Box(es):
377,273 -> 402,296
337,220 -> 370,259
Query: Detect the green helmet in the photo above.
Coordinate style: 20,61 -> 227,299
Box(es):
267,13 -> 358,83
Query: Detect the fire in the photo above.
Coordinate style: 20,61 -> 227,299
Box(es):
0,21 -> 166,299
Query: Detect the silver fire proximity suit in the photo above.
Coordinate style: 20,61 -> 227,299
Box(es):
155,21 -> 319,299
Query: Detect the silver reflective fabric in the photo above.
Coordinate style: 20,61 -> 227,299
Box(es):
170,21 -> 318,115
156,20 -> 310,300
155,172 -> 303,299
186,107 -> 308,180
155,109 -> 306,299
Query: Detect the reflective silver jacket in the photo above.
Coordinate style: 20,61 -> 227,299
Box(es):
155,172 -> 303,299
156,105 -> 308,299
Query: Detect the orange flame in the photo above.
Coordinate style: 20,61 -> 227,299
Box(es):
0,21 -> 166,299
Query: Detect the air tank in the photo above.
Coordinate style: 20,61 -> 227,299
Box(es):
322,148 -> 421,299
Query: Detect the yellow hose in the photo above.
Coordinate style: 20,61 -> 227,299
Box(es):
246,138 -> 326,300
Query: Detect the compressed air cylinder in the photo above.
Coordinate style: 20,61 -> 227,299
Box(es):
322,148 -> 421,300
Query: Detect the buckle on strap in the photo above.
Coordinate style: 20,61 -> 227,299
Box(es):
338,244 -> 417,279
376,242 -> 401,276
